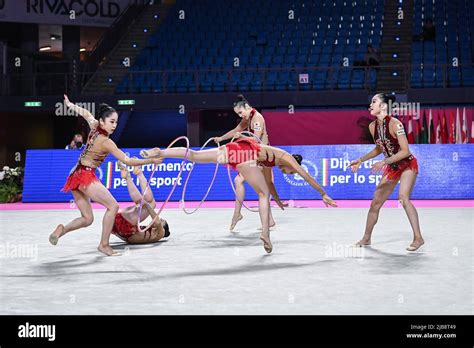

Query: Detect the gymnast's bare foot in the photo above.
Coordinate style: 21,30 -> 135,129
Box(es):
98,244 -> 121,256
260,232 -> 273,253
141,147 -> 161,158
229,214 -> 243,231
49,224 -> 65,245
406,238 -> 425,252
355,235 -> 371,247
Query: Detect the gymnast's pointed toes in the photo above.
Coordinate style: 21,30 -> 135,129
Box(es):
49,233 -> 58,246
49,224 -> 64,245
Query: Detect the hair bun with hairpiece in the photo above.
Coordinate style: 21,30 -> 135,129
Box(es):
234,94 -> 248,107
385,93 -> 396,104
292,154 -> 303,165
378,93 -> 396,105
97,103 -> 116,121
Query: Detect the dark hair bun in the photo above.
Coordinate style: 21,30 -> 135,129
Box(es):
97,103 -> 116,120
98,103 -> 112,113
234,94 -> 249,106
378,93 -> 396,105
163,220 -> 170,238
385,94 -> 396,104
292,154 -> 303,165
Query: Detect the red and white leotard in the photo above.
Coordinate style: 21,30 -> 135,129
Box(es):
62,121 -> 109,192
244,108 -> 270,145
225,138 -> 276,171
111,213 -> 138,241
373,115 -> 418,181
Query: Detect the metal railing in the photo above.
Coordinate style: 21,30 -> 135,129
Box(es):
1,63 -> 472,96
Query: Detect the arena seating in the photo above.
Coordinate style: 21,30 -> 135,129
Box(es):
116,0 -> 385,93
116,0 -> 474,93
411,0 -> 474,88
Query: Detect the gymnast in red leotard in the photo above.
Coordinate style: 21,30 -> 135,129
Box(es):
110,162 -> 170,244
140,138 -> 337,254
49,95 -> 161,256
348,93 -> 424,251
213,94 -> 286,231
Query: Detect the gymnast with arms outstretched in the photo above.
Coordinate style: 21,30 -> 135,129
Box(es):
49,95 -> 162,256
141,137 -> 337,253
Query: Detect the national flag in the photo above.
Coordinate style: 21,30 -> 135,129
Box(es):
321,158 -> 329,186
419,110 -> 428,144
104,162 -> 113,189
449,111 -> 456,144
429,109 -> 436,144
435,110 -> 441,144
471,118 -> 474,143
415,113 -> 422,143
461,107 -> 468,143
441,111 -> 449,144
455,108 -> 462,144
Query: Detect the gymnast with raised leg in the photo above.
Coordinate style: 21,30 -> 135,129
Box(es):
348,93 -> 425,251
141,138 -> 337,253
110,162 -> 170,244
213,94 -> 286,231
49,95 -> 162,256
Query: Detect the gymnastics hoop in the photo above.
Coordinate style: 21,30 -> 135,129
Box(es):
135,135 -> 190,233
226,131 -> 264,213
180,137 -> 221,215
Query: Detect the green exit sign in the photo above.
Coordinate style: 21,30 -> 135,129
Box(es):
24,101 -> 42,107
117,99 -> 135,105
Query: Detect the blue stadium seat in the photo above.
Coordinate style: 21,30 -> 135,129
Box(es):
411,0 -> 473,88
117,0 -> 388,93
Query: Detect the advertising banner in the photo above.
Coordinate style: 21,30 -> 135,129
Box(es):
0,0 -> 131,27
22,145 -> 474,202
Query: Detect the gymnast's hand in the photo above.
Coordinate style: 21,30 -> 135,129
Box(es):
213,137 -> 222,144
152,157 -> 163,165
64,94 -> 72,107
322,194 -> 338,207
274,197 -> 288,210
370,160 -> 385,173
347,159 -> 362,172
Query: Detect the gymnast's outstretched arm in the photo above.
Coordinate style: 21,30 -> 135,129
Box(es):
214,121 -> 247,143
280,153 -> 338,207
104,139 -> 160,166
143,201 -> 158,219
64,94 -> 98,129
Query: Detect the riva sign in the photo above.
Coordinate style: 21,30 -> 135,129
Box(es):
0,0 -> 131,27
